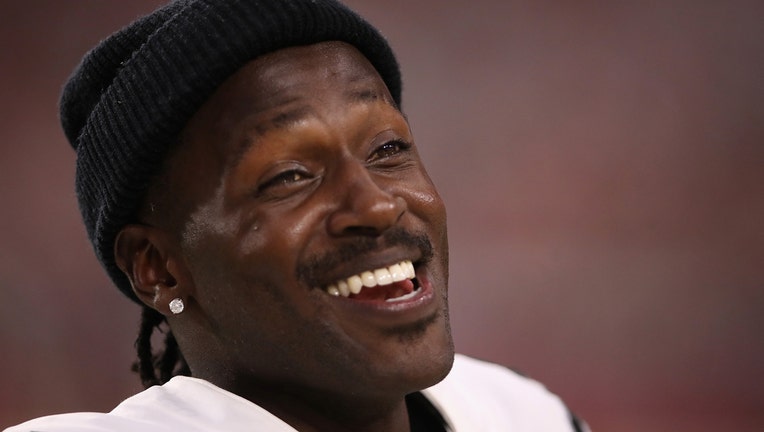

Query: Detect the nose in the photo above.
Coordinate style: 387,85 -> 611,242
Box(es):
327,163 -> 406,237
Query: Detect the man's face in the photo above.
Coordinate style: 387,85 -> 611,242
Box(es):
159,41 -> 453,403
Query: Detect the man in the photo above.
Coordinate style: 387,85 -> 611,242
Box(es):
7,0 -> 585,431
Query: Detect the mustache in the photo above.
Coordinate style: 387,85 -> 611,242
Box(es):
296,226 -> 433,287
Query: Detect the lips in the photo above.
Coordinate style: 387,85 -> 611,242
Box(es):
324,260 -> 420,302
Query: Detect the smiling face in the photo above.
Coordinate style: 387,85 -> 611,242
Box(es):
132,41 -> 453,419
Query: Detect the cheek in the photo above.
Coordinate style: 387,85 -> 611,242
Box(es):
180,218 -> 298,341
237,202 -> 323,272
185,204 -> 325,320
406,177 -> 449,274
179,197 -> 267,307
408,179 -> 447,234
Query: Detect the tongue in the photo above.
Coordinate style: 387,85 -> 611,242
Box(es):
350,279 -> 415,301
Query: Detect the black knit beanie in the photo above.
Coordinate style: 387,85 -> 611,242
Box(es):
60,0 -> 402,304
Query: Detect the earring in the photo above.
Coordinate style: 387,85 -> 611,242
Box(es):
168,298 -> 185,315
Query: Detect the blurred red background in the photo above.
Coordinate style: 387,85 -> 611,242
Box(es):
1,1 -> 762,431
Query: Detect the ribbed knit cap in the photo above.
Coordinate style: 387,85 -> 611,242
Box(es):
60,0 -> 402,303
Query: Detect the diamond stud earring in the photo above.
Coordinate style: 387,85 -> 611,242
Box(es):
168,298 -> 185,315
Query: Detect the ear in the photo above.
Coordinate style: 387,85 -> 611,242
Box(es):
114,224 -> 191,316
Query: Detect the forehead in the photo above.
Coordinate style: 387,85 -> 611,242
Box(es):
243,41 -> 396,111
177,41 -> 397,161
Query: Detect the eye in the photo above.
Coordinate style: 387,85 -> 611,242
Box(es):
257,169 -> 312,195
369,139 -> 411,162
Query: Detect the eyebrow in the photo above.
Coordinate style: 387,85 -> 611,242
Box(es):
227,105 -> 313,170
345,87 -> 397,108
268,105 -> 315,132
228,87 -> 400,170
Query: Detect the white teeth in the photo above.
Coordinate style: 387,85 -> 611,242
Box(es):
404,261 -> 415,279
348,275 -> 363,294
361,271 -> 376,288
374,268 -> 393,286
389,264 -> 406,282
324,260 -> 417,297
337,280 -> 350,297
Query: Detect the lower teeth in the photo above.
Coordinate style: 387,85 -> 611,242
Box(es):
385,287 -> 422,303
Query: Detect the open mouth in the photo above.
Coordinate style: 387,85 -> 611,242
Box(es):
323,260 -> 421,302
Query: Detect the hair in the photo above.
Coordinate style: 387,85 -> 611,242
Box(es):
133,306 -> 190,387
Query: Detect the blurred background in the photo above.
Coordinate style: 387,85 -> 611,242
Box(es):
1,1 -> 762,430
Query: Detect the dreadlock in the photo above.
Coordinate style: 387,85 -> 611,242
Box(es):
133,306 -> 191,388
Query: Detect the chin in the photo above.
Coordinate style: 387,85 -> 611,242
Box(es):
386,314 -> 455,394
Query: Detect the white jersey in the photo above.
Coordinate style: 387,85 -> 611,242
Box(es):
5,354 -> 581,431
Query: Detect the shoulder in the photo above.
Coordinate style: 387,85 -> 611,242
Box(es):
3,411 -> 170,432
4,377 -> 297,432
423,354 -> 582,431
3,384 -> 183,432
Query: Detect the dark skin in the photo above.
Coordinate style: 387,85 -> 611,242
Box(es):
115,41 -> 454,432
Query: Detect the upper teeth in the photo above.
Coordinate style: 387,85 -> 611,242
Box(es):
325,260 -> 416,297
